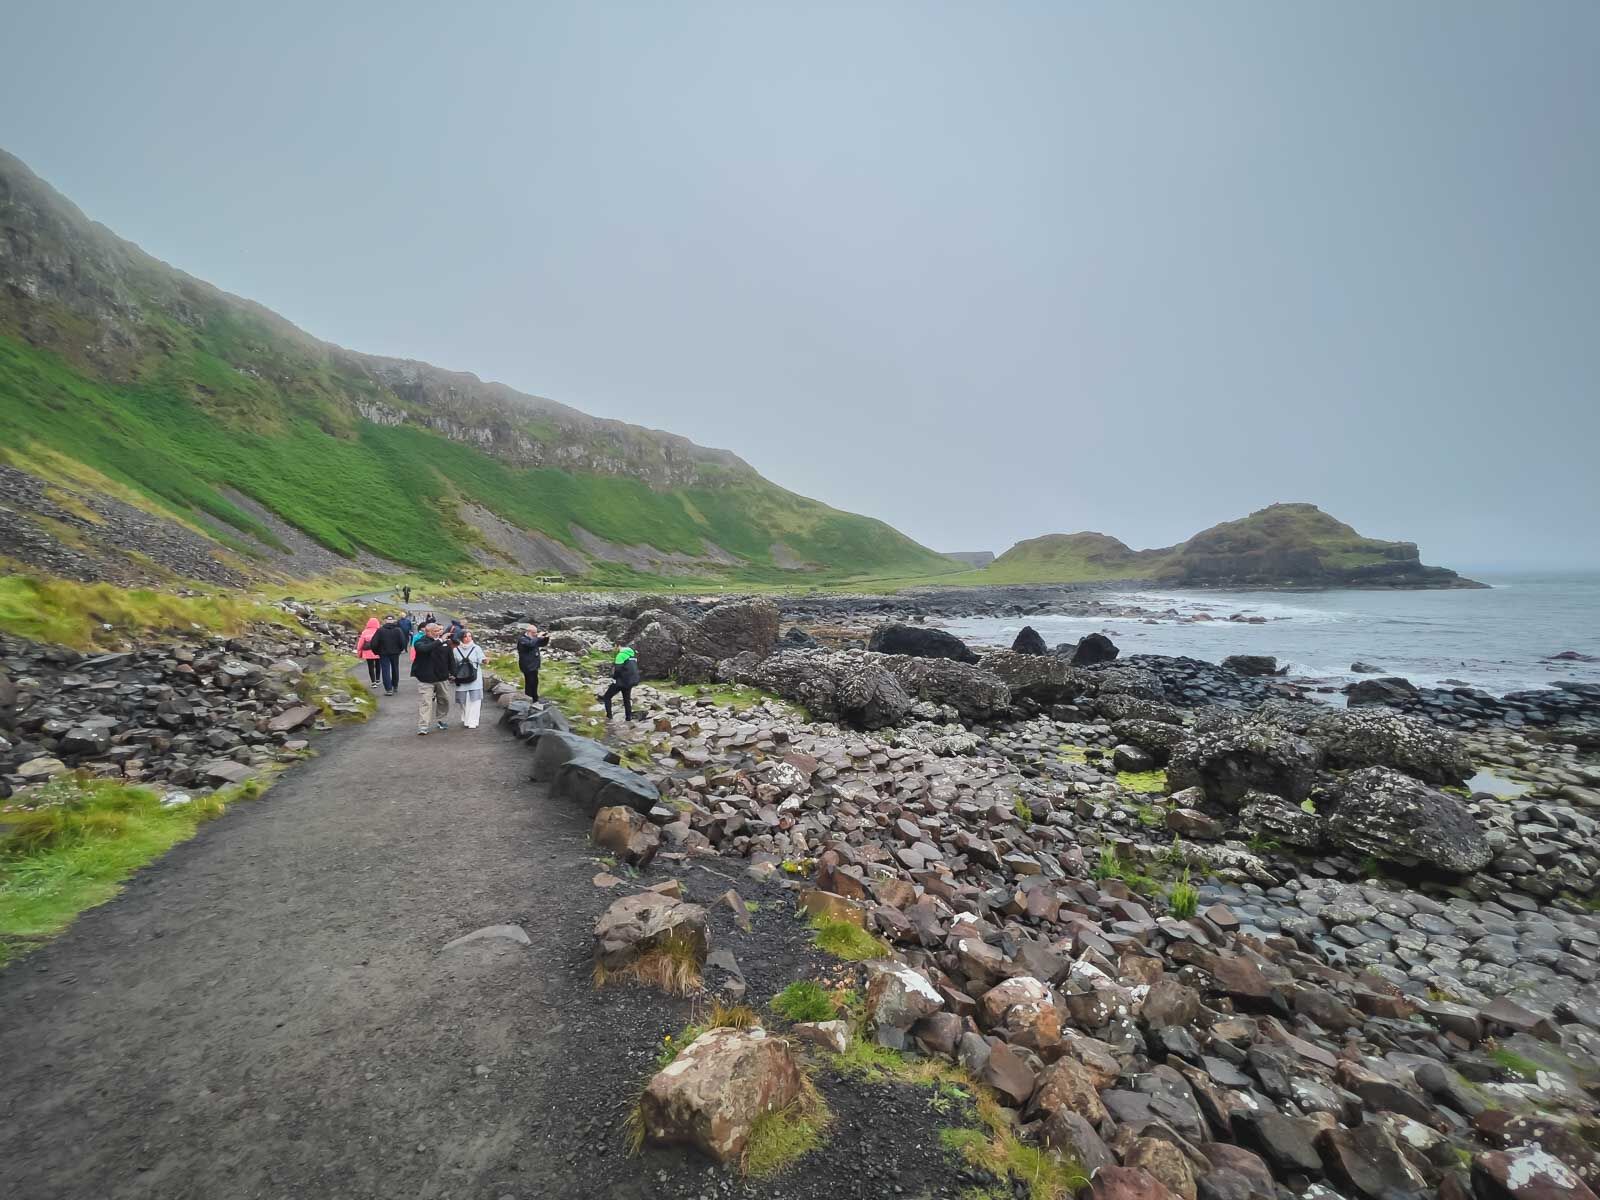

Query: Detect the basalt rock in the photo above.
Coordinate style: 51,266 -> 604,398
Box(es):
1012,625 -> 1048,656
1167,715 -> 1323,806
721,649 -> 913,730
1069,632 -> 1120,667
1223,655 -> 1280,677
639,1028 -> 802,1165
881,656 -> 1010,721
867,623 -> 979,664
1323,766 -> 1491,872
979,650 -> 1090,707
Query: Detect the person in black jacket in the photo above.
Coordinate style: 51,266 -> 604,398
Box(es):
410,622 -> 454,734
370,615 -> 410,696
515,624 -> 550,699
601,646 -> 641,721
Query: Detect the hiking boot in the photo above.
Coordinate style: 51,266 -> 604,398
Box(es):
417,728 -> 429,736
436,721 -> 448,730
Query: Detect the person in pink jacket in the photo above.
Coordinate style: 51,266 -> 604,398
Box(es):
356,617 -> 381,688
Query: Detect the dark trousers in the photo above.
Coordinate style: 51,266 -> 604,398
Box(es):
602,682 -> 633,720
365,658 -> 381,684
522,669 -> 539,699
379,654 -> 399,692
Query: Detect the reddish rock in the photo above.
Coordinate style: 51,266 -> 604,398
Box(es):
1126,1137 -> 1198,1200
1092,1165 -> 1180,1200
981,1042 -> 1037,1108
591,805 -> 661,867
640,1028 -> 802,1164
1029,1055 -> 1108,1125
1473,1146 -> 1600,1200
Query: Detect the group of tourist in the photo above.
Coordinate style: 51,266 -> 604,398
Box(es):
354,609 -> 643,735
355,611 -> 487,734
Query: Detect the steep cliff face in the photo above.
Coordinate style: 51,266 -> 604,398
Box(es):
0,149 -> 948,582
984,504 -> 1480,588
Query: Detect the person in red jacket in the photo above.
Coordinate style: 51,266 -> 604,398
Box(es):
355,618 -> 381,688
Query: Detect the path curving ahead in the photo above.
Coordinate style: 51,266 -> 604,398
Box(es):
0,673 -> 644,1200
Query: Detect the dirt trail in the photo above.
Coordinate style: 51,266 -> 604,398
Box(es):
0,669 -> 635,1199
0,657 -> 966,1200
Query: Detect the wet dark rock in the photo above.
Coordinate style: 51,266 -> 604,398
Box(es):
1347,677 -> 1422,707
1168,715 -> 1323,806
1223,656 -> 1280,677
867,623 -> 979,664
1011,625 -> 1048,656
1070,632 -> 1121,667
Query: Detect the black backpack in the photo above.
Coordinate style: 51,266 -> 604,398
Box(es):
451,646 -> 479,685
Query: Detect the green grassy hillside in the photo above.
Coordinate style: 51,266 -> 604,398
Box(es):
980,532 -> 1163,584
0,149 -> 949,583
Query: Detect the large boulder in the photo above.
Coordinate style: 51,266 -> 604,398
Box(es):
622,599 -> 780,682
1167,716 -> 1323,806
1011,626 -> 1048,656
1311,707 -> 1471,785
1345,677 -> 1420,707
1068,633 -> 1119,667
881,656 -> 1010,721
639,1028 -> 803,1164
979,651 -> 1090,707
530,730 -> 617,783
554,758 -> 660,815
724,649 -> 913,729
867,623 -> 979,664
593,892 -> 709,971
1323,766 -> 1491,872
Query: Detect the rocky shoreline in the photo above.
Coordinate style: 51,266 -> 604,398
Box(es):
463,590 -> 1600,1198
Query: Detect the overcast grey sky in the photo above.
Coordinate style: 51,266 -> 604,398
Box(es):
4,2 -> 1596,569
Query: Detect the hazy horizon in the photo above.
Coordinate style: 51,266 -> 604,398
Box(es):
4,2 -> 1595,571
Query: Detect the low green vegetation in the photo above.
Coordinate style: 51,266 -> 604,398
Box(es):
742,1076 -> 832,1179
0,329 -> 950,581
808,913 -> 889,962
653,1000 -> 760,1069
1488,1046 -> 1545,1082
1090,844 -> 1157,895
0,574 -> 287,650
1117,768 -> 1168,794
771,980 -> 840,1023
940,1090 -> 1090,1200
1167,870 -> 1199,919
1012,795 -> 1034,826
0,774 -> 264,965
1135,803 -> 1165,828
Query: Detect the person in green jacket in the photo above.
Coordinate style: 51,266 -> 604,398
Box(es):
601,646 -> 641,721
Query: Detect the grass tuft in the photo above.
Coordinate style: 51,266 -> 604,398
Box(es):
0,574 -> 289,650
1488,1046 -> 1545,1082
771,980 -> 839,1023
1012,795 -> 1034,826
741,1073 -> 832,1179
1167,869 -> 1199,920
594,930 -> 704,996
808,914 -> 888,962
1117,768 -> 1168,795
941,1089 -> 1088,1200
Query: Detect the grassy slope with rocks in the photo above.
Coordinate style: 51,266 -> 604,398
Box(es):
0,148 -> 949,584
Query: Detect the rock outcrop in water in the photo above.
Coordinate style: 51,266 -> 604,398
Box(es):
982,503 -> 1483,589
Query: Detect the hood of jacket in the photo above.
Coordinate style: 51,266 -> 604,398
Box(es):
614,647 -> 636,665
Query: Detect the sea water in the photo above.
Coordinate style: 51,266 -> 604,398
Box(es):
940,572 -> 1600,698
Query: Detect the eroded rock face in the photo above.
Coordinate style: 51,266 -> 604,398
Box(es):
880,656 -> 1010,722
980,651 -> 1091,707
1236,791 -> 1323,850
1168,716 -> 1323,806
593,892 -> 709,970
622,599 -> 779,682
1324,766 -> 1491,872
721,650 -> 913,730
867,623 -> 979,664
1070,632 -> 1120,667
640,1028 -> 802,1164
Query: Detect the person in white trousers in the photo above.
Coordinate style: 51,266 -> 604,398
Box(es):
451,629 -> 488,729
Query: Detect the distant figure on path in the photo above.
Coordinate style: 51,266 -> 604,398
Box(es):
516,624 -> 550,699
452,630 -> 487,729
356,618 -> 381,688
411,622 -> 453,735
601,645 -> 640,722
402,585 -> 411,604
370,615 -> 409,696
